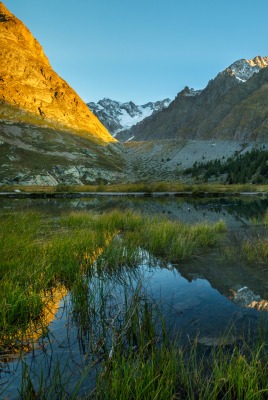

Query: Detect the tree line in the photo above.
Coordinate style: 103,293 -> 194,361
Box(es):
184,148 -> 268,184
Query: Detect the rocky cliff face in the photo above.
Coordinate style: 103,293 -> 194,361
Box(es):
87,98 -> 171,137
120,56 -> 268,142
0,2 -> 114,143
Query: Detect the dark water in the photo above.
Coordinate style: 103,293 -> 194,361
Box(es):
0,196 -> 268,398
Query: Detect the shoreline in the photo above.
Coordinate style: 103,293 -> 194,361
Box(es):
1,191 -> 268,199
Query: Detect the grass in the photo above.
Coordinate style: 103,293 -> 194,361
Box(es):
222,212 -> 268,266
94,338 -> 268,400
265,212 -> 268,228
18,314 -> 268,400
0,102 -> 112,145
3,209 -> 268,399
1,182 -> 268,194
240,211 -> 268,265
242,238 -> 268,265
0,209 -> 226,354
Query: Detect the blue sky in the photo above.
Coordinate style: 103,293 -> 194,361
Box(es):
4,0 -> 268,104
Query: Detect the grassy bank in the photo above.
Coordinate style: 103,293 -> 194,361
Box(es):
1,182 -> 268,194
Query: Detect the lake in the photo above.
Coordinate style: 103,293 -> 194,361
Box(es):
0,195 -> 268,398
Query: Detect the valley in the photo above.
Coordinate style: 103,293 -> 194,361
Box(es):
1,2 -> 268,399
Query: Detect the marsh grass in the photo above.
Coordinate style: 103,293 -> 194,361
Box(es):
0,211 -> 230,399
4,251 -> 267,400
221,239 -> 268,269
3,182 -> 268,194
241,213 -> 268,265
242,239 -> 268,265
220,212 -> 268,266
0,209 -> 225,354
93,331 -> 268,400
264,212 -> 268,229
4,208 -> 268,399
19,326 -> 268,399
131,217 -> 226,262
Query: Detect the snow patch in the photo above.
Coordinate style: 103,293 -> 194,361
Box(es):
125,135 -> 134,142
87,98 -> 171,134
228,56 -> 268,82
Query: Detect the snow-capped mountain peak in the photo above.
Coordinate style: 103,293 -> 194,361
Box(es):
227,56 -> 268,82
87,98 -> 171,136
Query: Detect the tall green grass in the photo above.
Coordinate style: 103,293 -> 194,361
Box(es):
220,212 -> 268,266
94,340 -> 268,400
3,209 -> 268,399
0,209 -> 225,352
242,238 -> 268,265
19,326 -> 268,399
264,212 -> 268,229
129,217 -> 225,262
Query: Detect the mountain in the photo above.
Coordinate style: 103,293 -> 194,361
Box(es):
118,56 -> 268,142
87,98 -> 171,137
0,2 -> 125,186
0,2 -> 114,143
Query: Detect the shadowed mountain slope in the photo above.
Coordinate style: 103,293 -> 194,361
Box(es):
117,57 -> 268,142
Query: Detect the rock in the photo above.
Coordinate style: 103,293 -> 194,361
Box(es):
232,286 -> 261,307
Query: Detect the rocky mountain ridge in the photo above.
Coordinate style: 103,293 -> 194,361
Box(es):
116,56 -> 268,142
0,2 -> 124,186
225,56 -> 268,82
87,98 -> 171,137
0,2 -> 114,143
0,2 -> 267,187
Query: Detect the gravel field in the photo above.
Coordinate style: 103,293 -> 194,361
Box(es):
124,140 -> 268,182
